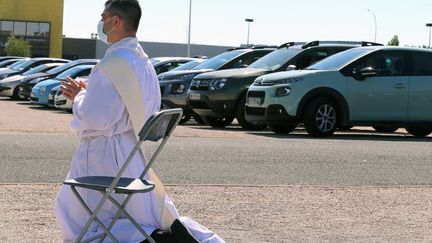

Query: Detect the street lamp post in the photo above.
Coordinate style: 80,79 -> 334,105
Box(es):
426,23 -> 432,49
245,18 -> 254,46
187,0 -> 192,57
367,9 -> 377,42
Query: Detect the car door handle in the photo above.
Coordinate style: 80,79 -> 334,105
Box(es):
394,83 -> 405,89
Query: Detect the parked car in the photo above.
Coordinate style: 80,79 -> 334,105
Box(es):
0,58 -> 22,68
159,47 -> 275,124
150,57 -> 203,75
188,41 -> 379,129
0,58 -> 28,73
245,46 -> 432,137
20,59 -> 99,99
0,57 -> 69,80
0,62 -> 65,99
168,59 -> 206,72
31,64 -> 94,106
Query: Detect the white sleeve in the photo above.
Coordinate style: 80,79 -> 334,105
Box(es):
71,68 -> 125,131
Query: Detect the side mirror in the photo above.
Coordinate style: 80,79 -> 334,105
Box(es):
353,67 -> 377,81
286,65 -> 297,71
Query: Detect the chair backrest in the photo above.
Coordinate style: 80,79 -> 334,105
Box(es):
104,108 -> 183,194
138,108 -> 183,178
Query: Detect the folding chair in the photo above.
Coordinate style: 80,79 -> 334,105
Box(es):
63,108 -> 183,243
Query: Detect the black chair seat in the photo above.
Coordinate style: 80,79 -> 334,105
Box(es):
64,176 -> 155,194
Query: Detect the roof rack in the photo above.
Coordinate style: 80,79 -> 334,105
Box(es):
277,42 -> 306,49
301,40 -> 384,49
227,45 -> 278,51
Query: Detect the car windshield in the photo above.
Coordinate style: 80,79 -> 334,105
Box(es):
306,48 -> 374,71
150,59 -> 161,65
9,59 -> 29,70
55,66 -> 83,80
192,50 -> 248,70
22,64 -> 53,76
47,62 -> 77,74
249,48 -> 302,70
171,60 -> 201,71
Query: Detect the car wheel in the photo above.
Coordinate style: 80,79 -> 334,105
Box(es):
303,97 -> 338,137
235,94 -> 267,131
202,116 -> 234,128
11,86 -> 23,100
405,126 -> 432,137
267,123 -> 296,134
179,115 -> 191,125
373,126 -> 398,133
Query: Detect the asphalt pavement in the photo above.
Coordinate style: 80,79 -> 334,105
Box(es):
1,130 -> 432,186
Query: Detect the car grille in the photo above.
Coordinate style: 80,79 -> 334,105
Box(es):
247,91 -> 265,99
190,79 -> 211,91
55,100 -> 67,105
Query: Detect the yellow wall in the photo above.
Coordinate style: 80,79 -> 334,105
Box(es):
0,0 -> 64,57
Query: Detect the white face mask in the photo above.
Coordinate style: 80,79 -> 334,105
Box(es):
97,17 -> 114,44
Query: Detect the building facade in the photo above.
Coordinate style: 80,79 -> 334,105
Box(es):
63,38 -> 234,59
0,0 -> 63,57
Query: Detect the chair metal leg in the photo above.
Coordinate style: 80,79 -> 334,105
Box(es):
106,195 -> 156,243
71,186 -> 119,243
98,193 -> 133,243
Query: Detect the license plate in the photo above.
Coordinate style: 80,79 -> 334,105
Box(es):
189,93 -> 201,100
247,97 -> 263,106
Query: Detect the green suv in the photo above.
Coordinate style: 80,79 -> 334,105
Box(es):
246,46 -> 432,137
188,41 -> 375,129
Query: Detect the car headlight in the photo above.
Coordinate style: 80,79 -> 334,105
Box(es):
209,78 -> 227,90
40,87 -> 46,93
273,77 -> 303,85
170,83 -> 185,94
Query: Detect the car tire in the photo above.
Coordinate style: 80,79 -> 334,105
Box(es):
235,94 -> 267,131
267,123 -> 296,134
405,126 -> 432,137
303,97 -> 338,137
202,116 -> 234,128
11,86 -> 23,100
373,126 -> 398,133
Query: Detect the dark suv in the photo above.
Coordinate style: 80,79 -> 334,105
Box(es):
159,47 -> 275,123
187,41 -> 382,129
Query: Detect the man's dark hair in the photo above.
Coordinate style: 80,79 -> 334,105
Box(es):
105,0 -> 141,32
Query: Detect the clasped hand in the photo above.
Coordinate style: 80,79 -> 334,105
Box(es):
60,76 -> 87,101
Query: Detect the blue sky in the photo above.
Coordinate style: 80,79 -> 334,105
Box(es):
64,0 -> 432,47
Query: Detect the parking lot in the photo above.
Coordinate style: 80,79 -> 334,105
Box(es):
1,97 -> 432,242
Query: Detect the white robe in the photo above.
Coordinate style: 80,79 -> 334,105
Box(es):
55,37 -> 224,243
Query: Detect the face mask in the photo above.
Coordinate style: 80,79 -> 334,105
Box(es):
97,17 -> 114,44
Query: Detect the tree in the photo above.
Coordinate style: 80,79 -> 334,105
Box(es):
387,35 -> 399,46
4,35 -> 31,57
